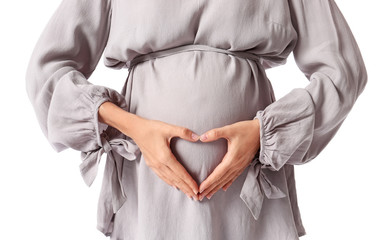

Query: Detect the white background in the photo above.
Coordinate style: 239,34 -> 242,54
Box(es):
1,0 -> 390,239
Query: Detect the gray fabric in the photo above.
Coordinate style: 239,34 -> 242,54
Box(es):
25,0 -> 367,239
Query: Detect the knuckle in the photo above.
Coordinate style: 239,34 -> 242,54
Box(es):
161,176 -> 168,182
169,179 -> 176,187
210,129 -> 218,138
216,128 -> 224,138
155,163 -> 164,170
144,160 -> 151,168
181,127 -> 189,136
174,180 -> 180,186
166,157 -> 176,165
181,182 -> 190,192
146,160 -> 156,169
180,173 -> 190,182
151,161 -> 163,171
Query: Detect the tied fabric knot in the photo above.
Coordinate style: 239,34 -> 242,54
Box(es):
240,158 -> 286,220
79,128 -> 140,213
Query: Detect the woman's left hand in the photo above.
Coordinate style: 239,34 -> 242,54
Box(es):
198,118 -> 260,201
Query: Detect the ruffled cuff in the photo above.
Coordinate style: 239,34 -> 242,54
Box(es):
252,88 -> 316,171
46,70 -> 128,153
90,86 -> 129,149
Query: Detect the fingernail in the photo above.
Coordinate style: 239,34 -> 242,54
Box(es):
200,134 -> 207,141
187,194 -> 191,200
191,133 -> 199,140
207,194 -> 212,199
200,195 -> 204,201
193,189 -> 198,195
199,188 -> 204,194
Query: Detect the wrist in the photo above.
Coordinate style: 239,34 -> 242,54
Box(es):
98,101 -> 129,130
118,112 -> 144,138
252,118 -> 260,133
98,101 -> 146,140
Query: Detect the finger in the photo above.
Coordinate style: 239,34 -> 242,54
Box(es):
205,180 -> 225,200
174,126 -> 200,142
199,126 -> 227,142
208,156 -> 248,193
165,150 -> 199,196
154,163 -> 195,200
150,164 -> 175,188
162,160 -> 199,200
199,155 -> 247,200
148,158 -> 192,197
199,167 -> 233,199
199,159 -> 229,195
155,164 -> 180,190
152,146 -> 199,199
227,170 -> 243,190
200,168 -> 236,200
207,171 -> 241,199
222,177 -> 235,191
164,164 -> 199,200
199,150 -> 234,194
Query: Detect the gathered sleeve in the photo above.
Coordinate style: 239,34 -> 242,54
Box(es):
25,0 -> 141,202
25,0 -> 128,153
254,0 -> 368,171
240,0 -> 368,220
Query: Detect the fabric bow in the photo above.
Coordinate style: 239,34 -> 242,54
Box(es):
240,158 -> 287,220
79,128 -> 140,213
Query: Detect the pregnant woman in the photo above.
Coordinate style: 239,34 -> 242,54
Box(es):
25,0 -> 367,239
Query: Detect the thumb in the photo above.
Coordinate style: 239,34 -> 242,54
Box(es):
175,127 -> 200,142
200,127 -> 226,142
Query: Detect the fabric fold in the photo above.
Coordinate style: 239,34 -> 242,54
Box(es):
240,158 -> 287,221
80,127 -> 141,213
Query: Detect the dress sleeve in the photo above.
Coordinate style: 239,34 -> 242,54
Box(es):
25,0 -> 128,153
253,0 -> 368,171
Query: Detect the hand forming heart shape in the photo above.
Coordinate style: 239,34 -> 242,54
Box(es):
120,110 -> 260,202
197,118 -> 260,201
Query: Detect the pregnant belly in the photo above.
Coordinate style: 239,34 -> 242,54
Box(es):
127,50 -> 271,184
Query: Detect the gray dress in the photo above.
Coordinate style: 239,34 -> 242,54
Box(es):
25,0 -> 368,239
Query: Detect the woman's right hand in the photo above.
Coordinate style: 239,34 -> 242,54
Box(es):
98,101 -> 200,201
122,114 -> 201,201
